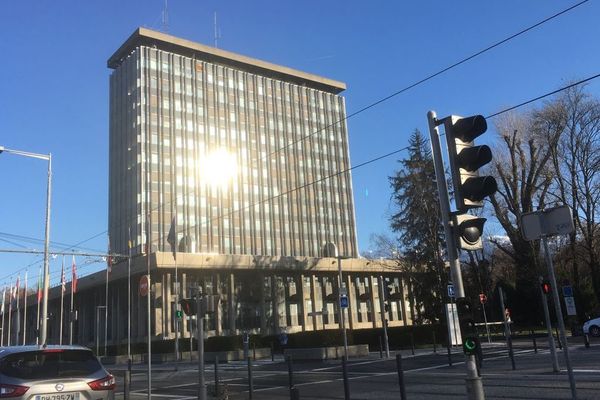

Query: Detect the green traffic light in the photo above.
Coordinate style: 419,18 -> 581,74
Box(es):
463,336 -> 479,355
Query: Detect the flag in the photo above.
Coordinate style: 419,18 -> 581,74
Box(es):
71,256 -> 78,294
60,258 -> 66,294
1,286 -> 5,315
13,276 -> 20,308
167,216 -> 177,260
37,266 -> 42,303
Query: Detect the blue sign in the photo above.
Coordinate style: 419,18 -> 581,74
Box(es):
279,332 -> 288,346
340,295 -> 349,308
447,284 -> 455,298
562,285 -> 573,297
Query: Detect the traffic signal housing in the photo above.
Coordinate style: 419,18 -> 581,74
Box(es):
453,213 -> 487,251
179,298 -> 197,316
444,115 -> 497,211
541,280 -> 551,295
456,297 -> 476,336
463,336 -> 480,356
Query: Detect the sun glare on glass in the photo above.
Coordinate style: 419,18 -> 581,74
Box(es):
199,148 -> 238,188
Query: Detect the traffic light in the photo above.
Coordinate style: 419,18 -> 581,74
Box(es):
179,298 -> 197,316
444,115 -> 497,211
383,281 -> 394,299
463,336 -> 480,356
456,298 -> 475,336
453,213 -> 487,250
541,280 -> 551,295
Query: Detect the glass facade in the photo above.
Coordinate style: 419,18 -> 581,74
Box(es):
109,44 -> 358,259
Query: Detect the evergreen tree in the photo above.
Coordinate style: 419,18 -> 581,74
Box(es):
389,129 -> 446,323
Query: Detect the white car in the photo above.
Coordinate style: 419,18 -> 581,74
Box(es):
583,317 -> 600,337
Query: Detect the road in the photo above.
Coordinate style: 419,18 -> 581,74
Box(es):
109,339 -> 600,399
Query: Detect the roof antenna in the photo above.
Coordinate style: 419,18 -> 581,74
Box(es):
162,0 -> 169,32
213,12 -> 221,48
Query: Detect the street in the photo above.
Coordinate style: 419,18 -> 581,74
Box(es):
110,338 -> 600,399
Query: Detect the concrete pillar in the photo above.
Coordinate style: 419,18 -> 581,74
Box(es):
369,275 -> 379,328
310,274 -> 318,330
298,275 -> 307,331
228,273 -> 235,335
345,274 -> 355,330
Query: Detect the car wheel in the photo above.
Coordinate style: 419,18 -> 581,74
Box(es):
590,325 -> 600,337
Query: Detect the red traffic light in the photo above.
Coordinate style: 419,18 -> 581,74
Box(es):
541,281 -> 551,295
179,298 -> 197,316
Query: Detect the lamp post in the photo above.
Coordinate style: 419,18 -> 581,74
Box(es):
0,146 -> 52,346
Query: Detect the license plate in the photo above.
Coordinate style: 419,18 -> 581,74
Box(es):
36,393 -> 80,400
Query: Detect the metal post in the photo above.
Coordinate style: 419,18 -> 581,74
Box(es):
531,330 -> 538,354
147,276 -> 152,400
197,293 -> 206,400
584,334 -> 590,348
543,237 -> 577,399
378,336 -> 383,359
247,352 -> 253,399
271,342 -> 275,362
433,330 -> 437,353
481,303 -> 491,344
41,155 -> 52,346
105,265 -> 109,356
410,330 -> 415,355
287,356 -> 294,391
498,288 -> 515,370
539,276 -> 559,372
341,355 -> 350,400
334,247 -> 349,361
128,228 -> 132,360
175,262 -> 179,362
428,111 -> 483,399
124,359 -> 131,400
214,355 -> 219,396
396,353 -> 407,400
378,275 -> 390,358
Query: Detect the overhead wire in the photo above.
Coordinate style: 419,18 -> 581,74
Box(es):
0,1 -> 592,280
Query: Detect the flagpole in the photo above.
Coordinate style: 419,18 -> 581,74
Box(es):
1,286 -> 6,346
105,242 -> 109,357
22,271 -> 28,345
15,276 -> 20,347
60,257 -> 65,345
69,256 -> 76,345
36,266 -> 41,345
7,284 -> 12,346
128,227 -> 132,360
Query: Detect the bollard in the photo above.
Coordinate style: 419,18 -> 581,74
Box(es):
584,333 -> 590,348
287,355 -> 296,400
396,354 -> 407,400
531,330 -> 538,353
214,355 -> 220,396
287,356 -> 294,389
410,331 -> 415,356
378,336 -> 383,359
447,344 -> 452,366
124,358 -> 131,400
247,354 -> 253,399
341,356 -> 350,400
433,330 -> 437,353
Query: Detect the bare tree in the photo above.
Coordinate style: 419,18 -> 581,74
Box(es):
489,108 -> 563,322
548,85 -> 600,310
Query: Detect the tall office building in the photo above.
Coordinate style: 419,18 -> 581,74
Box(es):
108,27 -> 358,259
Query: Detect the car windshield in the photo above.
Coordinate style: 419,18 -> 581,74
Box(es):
0,350 -> 102,379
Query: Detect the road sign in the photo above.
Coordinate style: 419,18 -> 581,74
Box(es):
564,296 -> 577,316
562,285 -> 574,297
521,205 -> 574,241
340,295 -> 349,308
139,275 -> 149,297
447,284 -> 455,298
446,303 -> 462,346
479,293 -> 487,304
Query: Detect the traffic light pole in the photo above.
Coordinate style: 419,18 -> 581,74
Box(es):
427,111 -> 484,400
538,276 -> 559,372
542,237 -> 577,399
378,276 -> 390,358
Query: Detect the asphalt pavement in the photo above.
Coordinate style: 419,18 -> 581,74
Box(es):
109,337 -> 600,399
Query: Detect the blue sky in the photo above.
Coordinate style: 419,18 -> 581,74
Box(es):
1,0 -> 599,287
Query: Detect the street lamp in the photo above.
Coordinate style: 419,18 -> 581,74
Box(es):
0,146 -> 52,346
